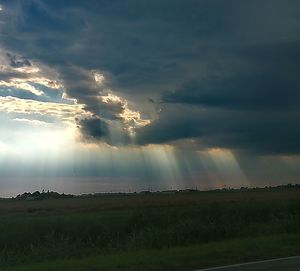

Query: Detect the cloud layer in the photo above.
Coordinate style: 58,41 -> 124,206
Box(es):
0,0 -> 300,155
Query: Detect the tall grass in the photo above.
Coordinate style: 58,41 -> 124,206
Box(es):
0,198 -> 299,268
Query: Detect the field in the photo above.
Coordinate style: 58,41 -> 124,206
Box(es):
0,189 -> 300,270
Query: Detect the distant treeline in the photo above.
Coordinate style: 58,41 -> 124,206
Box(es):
96,183 -> 300,195
15,190 -> 74,201
197,183 -> 300,193
13,183 -> 300,200
209,183 -> 300,192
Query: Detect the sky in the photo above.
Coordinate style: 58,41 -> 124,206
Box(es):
0,0 -> 300,196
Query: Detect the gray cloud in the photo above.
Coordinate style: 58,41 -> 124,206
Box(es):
1,0 -> 300,154
58,67 -> 124,120
136,104 -> 300,155
78,117 -> 109,140
6,53 -> 31,68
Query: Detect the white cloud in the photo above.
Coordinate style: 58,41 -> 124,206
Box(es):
0,80 -> 45,96
0,49 -> 64,97
13,118 -> 50,126
0,96 -> 91,121
94,71 -> 105,85
100,92 -> 150,130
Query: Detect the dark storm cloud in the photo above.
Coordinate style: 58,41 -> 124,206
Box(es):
0,70 -> 27,81
163,43 -> 300,110
141,38 -> 300,154
163,74 -> 298,110
78,117 -> 131,146
6,53 -> 31,68
136,104 -> 300,155
78,118 -> 109,140
1,0 -> 300,154
58,66 -> 127,122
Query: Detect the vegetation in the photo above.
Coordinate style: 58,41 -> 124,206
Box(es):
5,234 -> 300,271
14,190 -> 73,201
0,187 -> 299,270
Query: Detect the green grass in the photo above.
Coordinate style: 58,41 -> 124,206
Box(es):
0,190 -> 299,270
4,234 -> 300,271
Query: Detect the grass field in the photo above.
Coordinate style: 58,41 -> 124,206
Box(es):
0,189 -> 300,270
